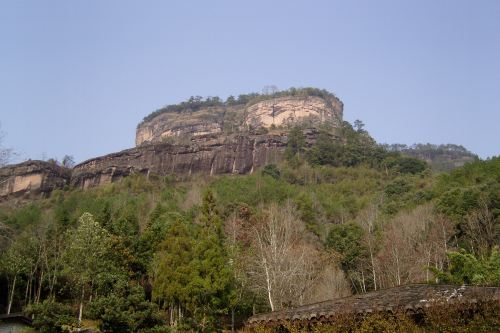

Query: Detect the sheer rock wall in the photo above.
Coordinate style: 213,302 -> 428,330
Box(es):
0,161 -> 71,200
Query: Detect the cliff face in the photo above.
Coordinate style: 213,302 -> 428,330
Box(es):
73,128 -> 323,189
135,106 -> 228,146
245,96 -> 343,129
0,91 -> 342,197
76,133 -> 283,189
0,161 -> 71,200
136,94 -> 342,146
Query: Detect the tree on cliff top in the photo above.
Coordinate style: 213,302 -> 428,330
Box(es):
0,123 -> 15,167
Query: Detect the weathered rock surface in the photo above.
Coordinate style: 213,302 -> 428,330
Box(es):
135,95 -> 342,146
135,106 -> 228,146
0,92 -> 342,197
0,161 -> 71,200
73,133 -> 288,189
245,96 -> 343,129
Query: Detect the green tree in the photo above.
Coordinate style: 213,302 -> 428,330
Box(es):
26,299 -> 76,333
307,131 -> 341,166
326,222 -> 368,292
0,240 -> 27,314
63,212 -> 117,327
89,281 -> 163,333
431,248 -> 500,286
61,155 -> 75,168
384,155 -> 427,174
285,126 -> 306,164
190,190 -> 233,331
153,217 -> 194,326
353,119 -> 365,132
261,164 -> 281,180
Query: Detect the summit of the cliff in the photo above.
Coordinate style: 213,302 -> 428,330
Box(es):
135,87 -> 343,146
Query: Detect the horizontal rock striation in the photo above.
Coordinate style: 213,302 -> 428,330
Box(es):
136,106 -> 228,146
136,94 -> 342,146
72,132 -> 305,189
245,95 -> 343,129
0,161 -> 71,200
1,91 -> 342,197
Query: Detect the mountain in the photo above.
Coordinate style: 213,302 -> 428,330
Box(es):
1,88 -> 343,199
0,88 -> 498,332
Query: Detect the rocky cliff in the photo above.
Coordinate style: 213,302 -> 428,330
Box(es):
0,90 -> 343,198
0,161 -> 71,200
72,129 -> 322,189
244,95 -> 343,129
136,94 -> 342,146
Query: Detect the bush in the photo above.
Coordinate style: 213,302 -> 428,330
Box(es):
261,164 -> 281,180
25,299 -> 76,333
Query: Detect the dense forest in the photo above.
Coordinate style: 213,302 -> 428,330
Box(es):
0,122 -> 499,332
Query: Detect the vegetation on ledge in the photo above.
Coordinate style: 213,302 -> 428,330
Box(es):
139,87 -> 342,125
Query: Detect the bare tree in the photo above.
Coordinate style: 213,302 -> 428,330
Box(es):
462,199 -> 496,258
307,262 -> 351,302
61,155 -> 75,168
358,204 -> 379,290
262,85 -> 279,95
248,202 -> 321,311
377,204 -> 452,288
0,123 -> 14,167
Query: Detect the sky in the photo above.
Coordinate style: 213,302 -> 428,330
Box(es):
1,0 -> 499,163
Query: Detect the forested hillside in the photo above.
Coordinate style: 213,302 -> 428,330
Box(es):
0,122 -> 498,332
382,143 -> 478,171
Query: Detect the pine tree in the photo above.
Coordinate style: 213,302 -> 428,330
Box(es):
190,190 -> 232,331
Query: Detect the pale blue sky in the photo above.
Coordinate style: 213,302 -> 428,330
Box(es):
1,0 -> 499,163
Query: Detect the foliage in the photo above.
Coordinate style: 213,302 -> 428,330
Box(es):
431,247 -> 500,285
326,222 -> 367,272
383,143 -> 478,171
63,213 -> 119,292
88,281 -> 163,333
433,157 -> 500,253
1,134 -> 498,330
25,299 -> 76,333
306,122 -> 389,169
190,190 -> 233,329
153,190 -> 232,330
284,126 -> 306,168
383,155 -> 427,174
140,87 -> 342,125
261,164 -> 281,180
153,217 -> 194,308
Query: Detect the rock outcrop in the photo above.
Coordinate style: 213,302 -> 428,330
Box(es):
73,128 -> 324,189
75,132 -> 305,189
245,95 -> 343,129
0,90 -> 343,197
135,106 -> 228,146
136,94 -> 342,146
0,161 -> 71,200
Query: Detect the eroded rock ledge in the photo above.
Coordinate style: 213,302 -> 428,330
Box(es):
0,161 -> 71,201
73,131 -> 318,189
136,95 -> 342,146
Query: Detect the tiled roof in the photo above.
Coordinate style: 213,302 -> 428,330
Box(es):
248,284 -> 500,324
